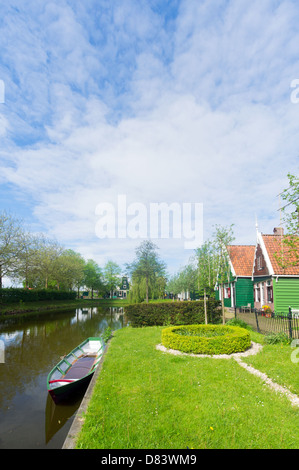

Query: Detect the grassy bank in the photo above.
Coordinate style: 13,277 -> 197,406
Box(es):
0,298 -> 130,320
75,326 -> 299,449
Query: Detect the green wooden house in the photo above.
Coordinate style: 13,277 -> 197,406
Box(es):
215,245 -> 255,309
252,228 -> 299,313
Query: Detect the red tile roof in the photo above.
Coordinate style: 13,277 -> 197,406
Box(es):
261,234 -> 299,275
227,245 -> 255,277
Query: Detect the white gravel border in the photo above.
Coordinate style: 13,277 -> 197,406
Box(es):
156,341 -> 263,359
156,341 -> 299,407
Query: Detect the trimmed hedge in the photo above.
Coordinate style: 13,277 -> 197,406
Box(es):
0,288 -> 77,303
161,324 -> 251,355
124,300 -> 221,327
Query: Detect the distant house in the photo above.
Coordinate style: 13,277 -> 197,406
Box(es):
215,245 -> 255,309
253,227 -> 299,313
253,228 -> 299,313
116,276 -> 130,299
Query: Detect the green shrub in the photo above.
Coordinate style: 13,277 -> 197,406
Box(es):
264,332 -> 291,345
124,300 -> 221,327
161,324 -> 251,355
0,287 -> 76,303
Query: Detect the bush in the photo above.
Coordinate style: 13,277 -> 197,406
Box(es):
264,332 -> 291,345
124,300 -> 221,327
161,324 -> 251,355
0,287 -> 76,303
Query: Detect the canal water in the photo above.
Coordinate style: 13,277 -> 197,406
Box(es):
0,306 -> 126,449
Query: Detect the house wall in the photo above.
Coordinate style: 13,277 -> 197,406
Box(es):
253,244 -> 270,277
215,285 -> 232,308
235,278 -> 254,308
273,277 -> 299,313
254,277 -> 274,311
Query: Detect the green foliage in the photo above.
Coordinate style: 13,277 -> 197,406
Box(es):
103,260 -> 121,297
101,326 -> 112,344
126,240 -> 166,303
264,332 -> 291,345
161,324 -> 251,355
124,299 -> 221,327
226,317 -> 253,330
0,287 -> 76,303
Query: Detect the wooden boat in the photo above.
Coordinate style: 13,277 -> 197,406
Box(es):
47,337 -> 105,402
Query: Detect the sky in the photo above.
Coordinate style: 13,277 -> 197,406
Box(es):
0,0 -> 299,279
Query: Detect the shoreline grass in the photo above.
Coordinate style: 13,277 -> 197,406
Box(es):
75,326 -> 299,449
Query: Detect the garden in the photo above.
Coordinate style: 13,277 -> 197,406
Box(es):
75,319 -> 299,449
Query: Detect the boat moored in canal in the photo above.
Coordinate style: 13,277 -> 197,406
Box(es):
47,337 -> 105,403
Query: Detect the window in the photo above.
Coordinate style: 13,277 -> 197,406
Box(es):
266,281 -> 273,303
257,256 -> 263,270
255,284 -> 260,302
224,284 -> 231,298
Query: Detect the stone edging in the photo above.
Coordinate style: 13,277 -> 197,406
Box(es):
155,341 -> 263,359
156,341 -> 299,407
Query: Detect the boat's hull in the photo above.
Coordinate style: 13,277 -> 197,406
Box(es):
47,337 -> 105,403
48,372 -> 93,403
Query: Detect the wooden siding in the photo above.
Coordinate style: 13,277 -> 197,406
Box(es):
273,277 -> 299,313
235,278 -> 254,308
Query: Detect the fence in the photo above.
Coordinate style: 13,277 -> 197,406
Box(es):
235,307 -> 299,340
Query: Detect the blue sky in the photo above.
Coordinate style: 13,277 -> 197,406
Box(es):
0,0 -> 299,277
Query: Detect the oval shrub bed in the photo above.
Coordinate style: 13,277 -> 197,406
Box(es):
161,324 -> 251,355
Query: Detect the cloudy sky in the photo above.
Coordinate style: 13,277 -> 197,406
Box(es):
0,0 -> 298,276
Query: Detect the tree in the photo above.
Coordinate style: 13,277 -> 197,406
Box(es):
83,259 -> 103,298
54,249 -> 85,293
0,212 -> 27,288
177,263 -> 197,300
103,260 -> 121,298
126,240 -> 166,303
33,236 -> 64,289
277,173 -> 299,268
166,273 -> 181,300
213,224 -> 235,324
15,232 -> 43,288
194,240 -> 217,324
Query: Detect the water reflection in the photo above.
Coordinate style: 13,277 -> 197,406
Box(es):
0,306 -> 126,449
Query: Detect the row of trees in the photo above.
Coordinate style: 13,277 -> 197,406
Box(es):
166,225 -> 235,324
1,173 -> 297,307
0,211 -> 122,296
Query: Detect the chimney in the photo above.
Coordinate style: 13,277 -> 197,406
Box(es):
273,227 -> 284,236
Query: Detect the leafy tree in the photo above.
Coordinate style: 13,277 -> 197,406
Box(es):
177,263 -> 197,299
277,173 -> 299,268
83,259 -> 103,298
213,224 -> 235,324
194,240 -> 217,324
103,260 -> 121,298
15,232 -> 42,288
126,240 -> 166,303
54,249 -> 85,293
166,273 -> 181,300
0,212 -> 27,288
33,236 -> 64,289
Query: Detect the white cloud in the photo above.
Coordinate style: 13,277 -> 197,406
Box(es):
0,0 -> 299,273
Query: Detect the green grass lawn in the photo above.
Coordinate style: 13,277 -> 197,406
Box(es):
75,326 -> 299,449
